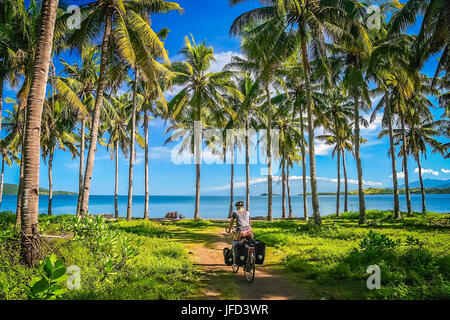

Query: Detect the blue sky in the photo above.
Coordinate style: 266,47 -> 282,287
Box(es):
1,0 -> 449,195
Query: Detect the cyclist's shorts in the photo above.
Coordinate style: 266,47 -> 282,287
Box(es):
235,228 -> 254,241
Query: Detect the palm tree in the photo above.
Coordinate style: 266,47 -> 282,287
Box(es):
20,0 -> 59,266
390,0 -> 449,87
57,46 -> 99,215
233,75 -> 263,212
40,98 -> 79,215
227,19 -> 294,221
104,93 -> 132,218
229,0 -> 360,225
317,88 -> 353,217
0,141 -> 19,209
66,0 -> 181,216
331,11 -> 373,224
167,35 -> 241,220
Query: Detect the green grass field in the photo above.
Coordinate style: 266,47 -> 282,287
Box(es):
1,210 -> 449,300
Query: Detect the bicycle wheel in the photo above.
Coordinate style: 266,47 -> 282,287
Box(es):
231,249 -> 239,273
244,252 -> 255,283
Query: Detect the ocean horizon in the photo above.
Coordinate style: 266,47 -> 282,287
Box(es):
1,194 -> 449,219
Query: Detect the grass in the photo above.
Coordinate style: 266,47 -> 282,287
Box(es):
250,210 -> 450,299
0,212 -> 201,300
1,210 -> 449,300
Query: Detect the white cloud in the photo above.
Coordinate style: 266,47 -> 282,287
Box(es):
389,171 -> 405,179
314,141 -> 334,156
441,169 -> 450,174
209,51 -> 243,73
414,168 -> 439,176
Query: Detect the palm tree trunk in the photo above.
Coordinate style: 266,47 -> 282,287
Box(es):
127,68 -> 138,222
354,95 -> 366,224
265,85 -> 273,221
287,165 -> 293,218
417,154 -> 426,213
228,143 -> 234,218
281,159 -> 286,219
300,40 -> 320,225
342,150 -> 348,212
80,11 -> 112,216
47,150 -> 53,215
76,118 -> 85,216
245,117 -> 250,211
336,144 -> 341,217
20,0 -> 59,266
299,103 -> 308,220
194,163 -> 201,220
0,156 -> 4,209
114,140 -> 119,219
387,102 -> 400,219
144,109 -> 149,220
15,109 -> 26,228
400,113 -> 412,216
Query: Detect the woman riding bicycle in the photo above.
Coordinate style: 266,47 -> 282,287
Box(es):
226,201 -> 254,241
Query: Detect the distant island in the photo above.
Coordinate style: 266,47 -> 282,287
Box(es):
2,183 -> 77,195
260,193 -> 281,196
297,187 -> 450,196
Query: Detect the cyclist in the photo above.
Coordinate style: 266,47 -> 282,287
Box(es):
226,200 -> 254,242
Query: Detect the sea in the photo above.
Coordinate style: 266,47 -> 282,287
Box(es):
0,194 -> 449,219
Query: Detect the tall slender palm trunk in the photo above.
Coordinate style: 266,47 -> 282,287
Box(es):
416,155 -> 426,213
228,143 -> 234,218
342,150 -> 348,212
354,95 -> 366,224
387,102 -> 400,219
300,40 -> 320,225
114,140 -> 119,218
265,85 -> 273,221
144,109 -> 149,220
287,165 -> 293,218
336,144 -> 341,217
76,118 -> 85,216
299,103 -> 308,220
0,156 -> 4,209
400,114 -> 412,216
47,150 -> 53,215
281,159 -> 286,219
194,163 -> 201,220
245,117 -> 250,211
127,69 -> 138,222
15,107 -> 27,228
80,11 -> 112,216
20,0 -> 59,266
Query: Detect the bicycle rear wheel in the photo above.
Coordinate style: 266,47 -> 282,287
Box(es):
244,252 -> 255,283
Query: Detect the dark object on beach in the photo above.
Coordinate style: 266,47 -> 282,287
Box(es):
164,211 -> 185,220
95,213 -> 115,220
252,216 -> 267,221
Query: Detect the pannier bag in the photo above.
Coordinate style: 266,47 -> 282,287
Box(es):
233,242 -> 247,266
254,240 -> 266,264
223,247 -> 233,266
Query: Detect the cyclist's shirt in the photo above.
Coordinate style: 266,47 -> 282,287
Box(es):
232,210 -> 251,231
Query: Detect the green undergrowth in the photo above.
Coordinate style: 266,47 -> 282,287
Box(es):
251,210 -> 449,300
0,212 -> 200,300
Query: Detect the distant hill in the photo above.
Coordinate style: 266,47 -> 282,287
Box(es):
299,187 -> 450,196
2,183 -> 77,195
399,179 -> 450,189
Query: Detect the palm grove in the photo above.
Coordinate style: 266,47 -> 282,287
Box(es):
0,0 -> 448,265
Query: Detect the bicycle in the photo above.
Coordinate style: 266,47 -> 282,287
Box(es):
226,228 -> 256,283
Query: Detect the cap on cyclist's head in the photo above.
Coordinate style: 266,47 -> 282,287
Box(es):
235,200 -> 244,208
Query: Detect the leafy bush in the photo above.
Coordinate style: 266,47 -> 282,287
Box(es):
22,254 -> 68,300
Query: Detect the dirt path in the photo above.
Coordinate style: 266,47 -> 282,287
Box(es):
186,229 -> 306,300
